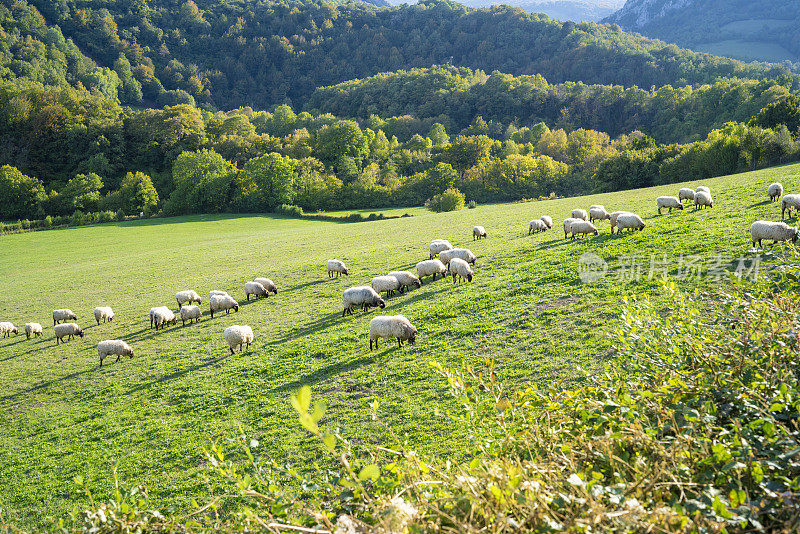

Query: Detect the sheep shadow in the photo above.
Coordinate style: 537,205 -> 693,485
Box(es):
748,200 -> 773,208
268,312 -> 344,345
275,354 -> 376,394
0,336 -> 33,349
1,336 -> 57,359
123,354 -> 231,395
0,367 -> 96,404
280,279 -> 328,293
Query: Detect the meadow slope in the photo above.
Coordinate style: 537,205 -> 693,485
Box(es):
1,163 -> 799,528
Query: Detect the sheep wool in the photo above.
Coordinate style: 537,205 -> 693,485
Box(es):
52,309 -> 77,325
371,276 -> 401,297
768,183 -> 784,202
369,315 -> 418,350
210,294 -> 239,318
563,217 -> 579,239
98,340 -> 134,366
540,215 -> 553,229
609,211 -> 632,234
656,196 -> 684,214
327,259 -> 349,278
150,306 -> 177,330
429,240 -> 453,259
244,281 -> 268,300
696,186 -> 710,193
571,208 -> 588,221
615,213 -> 646,233
54,323 -> 83,344
472,226 -> 487,240
388,271 -> 422,293
416,259 -> 447,282
176,290 -> 202,309
342,286 -> 385,316
782,194 -> 800,219
750,220 -> 799,248
94,306 -> 114,325
24,322 -> 42,339
254,278 -> 278,295
678,188 -> 695,203
438,248 -> 476,265
180,305 -> 202,325
569,220 -> 599,239
694,191 -> 713,209
0,322 -> 18,338
529,219 -> 548,234
224,325 -> 254,354
588,205 -> 610,223
449,257 -> 474,283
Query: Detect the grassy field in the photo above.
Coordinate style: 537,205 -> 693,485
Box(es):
694,39 -> 797,62
1,163 -> 799,529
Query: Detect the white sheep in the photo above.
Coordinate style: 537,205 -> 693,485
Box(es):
388,271 -> 422,293
224,325 -> 254,354
150,306 -> 177,330
176,290 -> 202,309
24,322 -> 42,339
342,286 -> 385,316
438,248 -> 476,266
54,323 -> 83,344
656,196 -> 684,214
588,205 -> 610,223
371,275 -> 401,297
210,294 -> 239,318
0,322 -> 18,338
609,211 -> 631,234
52,309 -> 77,326
750,220 -> 799,248
449,257 -> 474,283
571,208 -> 588,221
540,215 -> 553,229
782,194 -> 800,219
93,306 -> 114,325
244,281 -> 268,300
180,305 -> 202,325
678,188 -> 695,203
473,225 -> 487,240
768,183 -> 784,202
209,290 -> 229,301
562,217 -> 578,239
327,259 -> 349,278
568,220 -> 599,239
529,219 -> 548,234
615,213 -> 646,233
98,340 -> 134,367
694,191 -> 713,209
416,259 -> 447,282
429,239 -> 453,259
696,186 -> 710,194
369,315 -> 418,350
254,278 -> 278,295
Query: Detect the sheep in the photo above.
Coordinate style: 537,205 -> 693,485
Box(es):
438,248 -> 476,266
656,196 -> 684,214
609,211 -> 632,234
371,275 -> 401,297
768,182 -> 784,202
52,309 -> 77,326
180,305 -> 202,325
540,215 -> 553,229
449,257 -> 474,283
571,208 -> 588,221
615,213 -> 646,233
54,323 -> 83,344
210,294 -> 239,319
473,225 -> 487,240
694,191 -> 713,209
150,306 -> 177,330
563,217 -> 579,239
782,194 -> 800,219
678,188 -> 695,203
529,219 -> 548,234
750,220 -> 799,248
209,290 -> 229,301
0,322 -> 18,338
416,259 -> 447,282
342,287 -> 385,316
224,325 -> 254,354
98,340 -> 134,367
696,186 -> 710,194
254,278 -> 278,295
176,290 -> 202,310
588,205 -> 611,223
327,259 -> 349,278
568,220 -> 599,239
244,281 -> 268,300
24,323 -> 42,339
429,240 -> 453,259
369,315 -> 417,350
93,306 -> 114,325
388,271 -> 422,293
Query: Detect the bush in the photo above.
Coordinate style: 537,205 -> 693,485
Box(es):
276,204 -> 304,217
425,187 -> 465,213
115,210 -> 126,222
467,200 -> 477,209
43,215 -> 52,229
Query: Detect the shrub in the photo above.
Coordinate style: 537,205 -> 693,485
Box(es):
43,216 -> 52,229
276,204 -> 304,217
115,210 -> 126,222
425,187 -> 465,212
467,200 -> 477,209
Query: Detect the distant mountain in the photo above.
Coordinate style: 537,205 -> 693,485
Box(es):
604,0 -> 800,64
391,0 -> 624,22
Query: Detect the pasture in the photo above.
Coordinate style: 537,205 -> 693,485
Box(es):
1,163 -> 799,528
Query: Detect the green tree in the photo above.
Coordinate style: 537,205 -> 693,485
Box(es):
428,123 -> 449,146
425,187 -> 465,213
441,135 -> 494,178
236,153 -> 298,211
0,165 -> 46,220
62,173 -> 104,212
119,171 -> 159,214
314,120 -> 370,175
167,149 -> 236,214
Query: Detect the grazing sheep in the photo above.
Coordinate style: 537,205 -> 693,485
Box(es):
429,239 -> 453,259
438,248 -> 476,266
24,322 -> 42,339
782,194 -> 800,219
656,196 -> 684,214
54,323 -> 83,344
473,225 -> 487,240
588,205 -> 611,223
571,209 -> 588,221
371,275 -> 401,297
568,220 -> 599,239
388,271 -> 422,293
529,219 -> 548,234
254,278 -> 278,295
180,305 -> 202,325
563,217 -> 579,239
209,290 -> 229,301
768,183 -> 784,202
176,290 -> 202,309
678,188 -> 695,203
540,215 -> 553,229
750,220 -> 799,248
224,325 -> 254,354
98,340 -> 134,367
416,259 -> 447,282
93,306 -> 114,325
694,191 -> 713,209
369,315 -> 417,350
696,186 -> 710,194
210,294 -> 239,319
342,287 -> 385,316
327,259 -> 349,278
615,213 -> 646,233
449,257 -> 474,283
244,281 -> 268,300
150,306 -> 177,330
0,322 -> 18,338
52,309 -> 77,326
609,211 -> 632,234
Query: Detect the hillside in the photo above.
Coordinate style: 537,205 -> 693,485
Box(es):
460,0 -> 624,22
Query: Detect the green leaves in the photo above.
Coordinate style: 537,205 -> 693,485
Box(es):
290,386 -> 325,436
358,464 -> 380,482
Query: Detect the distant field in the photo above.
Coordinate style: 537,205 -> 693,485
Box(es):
719,19 -> 793,36
1,164 -> 800,529
695,39 -> 797,62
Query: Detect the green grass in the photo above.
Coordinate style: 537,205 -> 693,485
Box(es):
695,39 -> 797,62
1,164 -> 799,529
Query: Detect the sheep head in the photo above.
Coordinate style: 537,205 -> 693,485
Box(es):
467,273 -> 473,282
